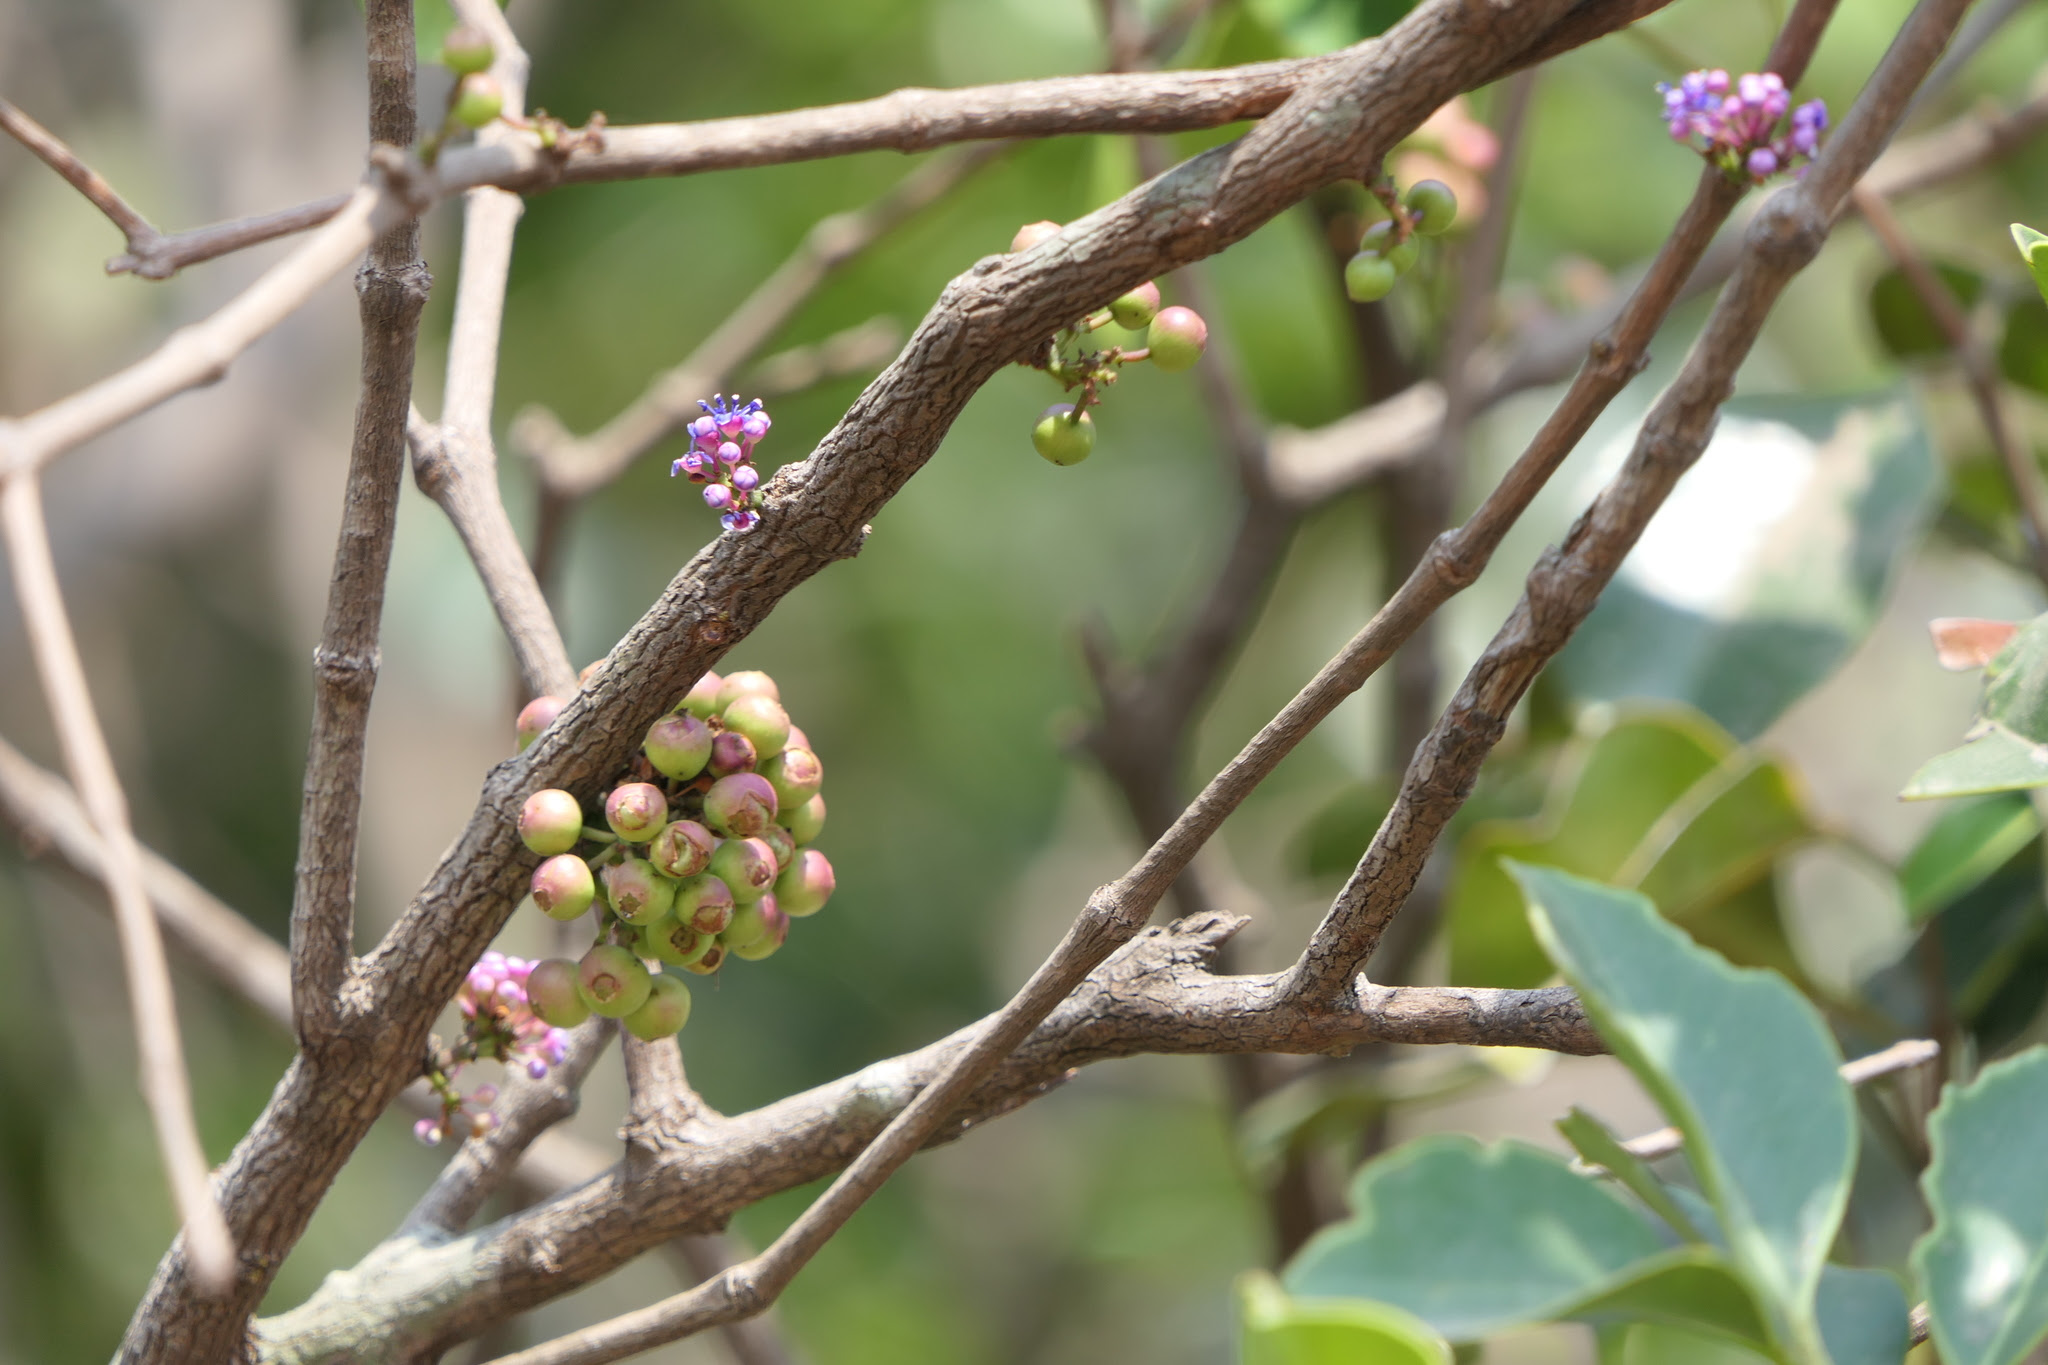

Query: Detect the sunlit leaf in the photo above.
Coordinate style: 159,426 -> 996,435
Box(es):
1557,1107 -> 1707,1245
2011,223 -> 2048,309
1240,1272 -> 1452,1365
1898,794 -> 2040,920
1914,1047 -> 2048,1365
1515,865 -> 1854,1358
1901,727 -> 2048,800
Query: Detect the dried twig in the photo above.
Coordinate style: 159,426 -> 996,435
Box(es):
0,473 -> 236,1291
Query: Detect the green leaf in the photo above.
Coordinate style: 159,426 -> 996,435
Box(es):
1558,1107 -> 1708,1244
1901,726 -> 2048,800
1913,1047 -> 2048,1365
1814,1265 -> 1909,1365
1283,1135 -> 1670,1340
1514,864 -> 1855,1361
1898,794 -> 2040,920
1869,263 -> 1983,358
2011,223 -> 2048,308
1240,1271 -> 1452,1365
1554,394 -> 1940,741
1980,616 -> 2048,743
414,0 -> 458,63
1565,1251 -> 1774,1350
1997,297 -> 2048,398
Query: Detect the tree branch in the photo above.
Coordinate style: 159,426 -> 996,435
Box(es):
1280,0 -> 1970,1008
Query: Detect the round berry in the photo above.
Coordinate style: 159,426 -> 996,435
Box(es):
679,672 -> 724,719
644,712 -> 712,781
518,789 -> 583,856
640,917 -> 714,968
527,958 -> 590,1027
1011,220 -> 1062,252
516,695 -> 565,752
532,854 -> 595,921
1404,179 -> 1458,236
710,837 -> 778,902
674,872 -> 736,935
708,730 -> 758,777
724,895 -> 789,955
649,819 -> 716,879
722,693 -> 791,760
440,24 -> 494,76
1032,405 -> 1095,467
786,793 -> 827,846
715,670 -> 780,711
602,857 -> 675,926
1146,306 -> 1208,373
1358,220 -> 1418,274
760,746 -> 823,810
703,773 -> 778,838
758,821 -> 796,871
605,783 -> 668,843
679,942 -> 727,976
775,849 -> 836,918
452,74 -> 504,130
623,974 -> 693,1041
1344,252 -> 1398,302
577,945 -> 651,1018
1109,281 -> 1161,330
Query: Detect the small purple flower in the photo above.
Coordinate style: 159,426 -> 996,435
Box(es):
1747,148 -> 1778,177
741,413 -> 770,441
732,465 -> 760,492
717,441 -> 744,466
526,1058 -> 548,1080
414,1118 -> 444,1146
704,484 -> 734,511
688,416 -> 717,442
721,509 -> 760,533
1656,68 -> 1826,184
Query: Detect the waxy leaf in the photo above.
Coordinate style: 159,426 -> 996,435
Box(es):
1814,1266 -> 1909,1365
1240,1272 -> 1451,1365
1515,864 -> 1855,1359
1898,794 -> 2040,920
1914,1047 -> 2048,1365
2012,223 -> 2048,308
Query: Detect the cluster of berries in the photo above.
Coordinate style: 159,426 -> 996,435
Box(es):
1343,179 -> 1459,304
1009,220 -> 1209,467
507,668 -> 835,1050
431,25 -> 506,154
672,395 -> 772,534
1657,69 -> 1828,183
415,951 -> 572,1146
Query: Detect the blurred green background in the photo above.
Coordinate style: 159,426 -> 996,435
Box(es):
5,0 -> 2048,1359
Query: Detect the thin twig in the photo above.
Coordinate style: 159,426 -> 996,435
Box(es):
1853,183 -> 2048,584
1281,0 -> 1967,1007
0,95 -> 158,249
106,194 -> 356,280
0,472 -> 236,1291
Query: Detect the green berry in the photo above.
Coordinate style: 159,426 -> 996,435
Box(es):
518,789 -> 583,856
1358,220 -> 1418,274
715,670 -> 780,711
1344,252 -> 1398,302
452,74 -> 504,130
1145,306 -> 1207,373
761,747 -> 823,810
758,822 -> 796,871
1108,281 -> 1161,330
649,819 -> 716,879
709,837 -> 778,902
1032,405 -> 1095,467
644,712 -> 713,781
721,693 -> 791,760
623,974 -> 693,1040
440,23 -> 495,76
674,872 -> 735,935
531,854 -> 595,921
775,849 -> 836,918
577,944 -> 652,1018
786,793 -> 827,845
602,857 -> 675,926
703,773 -> 778,838
528,959 -> 590,1027
679,672 -> 724,719
640,916 -> 715,968
679,942 -> 727,976
605,782 -> 668,842
1404,179 -> 1458,236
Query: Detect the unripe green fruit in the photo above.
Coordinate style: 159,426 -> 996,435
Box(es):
452,74 -> 504,130
679,942 -> 727,975
715,670 -> 780,711
1011,220 -> 1062,252
725,897 -> 789,959
644,712 -> 713,781
518,789 -> 584,856
577,944 -> 652,1017
1344,252 -> 1398,302
649,819 -> 716,879
1146,306 -> 1208,373
758,822 -> 796,871
1357,220 -> 1418,274
731,925 -> 787,961
528,959 -> 590,1027
623,974 -> 693,1040
680,671 -> 724,718
721,693 -> 791,760
532,854 -> 595,920
605,782 -> 668,842
440,23 -> 495,75
1109,281 -> 1161,329
709,837 -> 778,902
641,916 -> 715,968
786,793 -> 827,845
703,773 -> 778,837
775,848 -> 836,918
674,872 -> 735,935
602,857 -> 675,926
1404,179 -> 1458,236
761,747 -> 823,810
516,695 -> 565,752
1032,405 -> 1095,467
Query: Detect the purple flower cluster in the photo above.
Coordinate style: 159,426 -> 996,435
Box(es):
1658,69 -> 1827,183
673,394 -> 771,533
415,951 -> 572,1146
